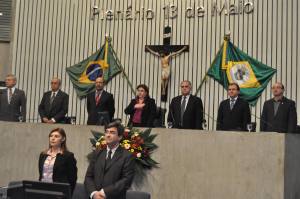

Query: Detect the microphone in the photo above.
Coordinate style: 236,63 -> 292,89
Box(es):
201,111 -> 221,130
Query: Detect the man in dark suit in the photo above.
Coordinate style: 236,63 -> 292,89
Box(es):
87,77 -> 115,125
0,74 -> 26,122
260,82 -> 297,133
217,83 -> 251,131
167,80 -> 203,129
84,121 -> 135,199
38,77 -> 69,123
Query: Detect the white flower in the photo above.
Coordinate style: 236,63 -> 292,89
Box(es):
124,128 -> 130,133
136,153 -> 142,158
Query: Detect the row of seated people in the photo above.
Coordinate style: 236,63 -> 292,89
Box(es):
0,74 -> 298,133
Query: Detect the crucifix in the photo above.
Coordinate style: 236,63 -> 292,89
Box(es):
145,26 -> 189,102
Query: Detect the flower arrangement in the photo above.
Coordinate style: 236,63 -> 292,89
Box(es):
89,126 -> 159,181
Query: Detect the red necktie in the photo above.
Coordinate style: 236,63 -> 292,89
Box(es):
95,92 -> 100,106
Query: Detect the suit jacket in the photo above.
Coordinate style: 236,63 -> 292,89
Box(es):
260,97 -> 297,133
124,97 -> 157,127
84,147 -> 135,199
0,88 -> 26,122
167,95 -> 203,129
38,151 -> 77,193
38,90 -> 69,123
87,90 -> 115,125
217,97 -> 251,131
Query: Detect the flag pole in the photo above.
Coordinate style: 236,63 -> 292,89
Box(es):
107,37 -> 135,94
194,33 -> 231,96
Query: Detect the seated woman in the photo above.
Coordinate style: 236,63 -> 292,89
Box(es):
125,84 -> 157,127
38,128 -> 77,194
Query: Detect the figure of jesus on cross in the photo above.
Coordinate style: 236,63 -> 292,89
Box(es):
145,26 -> 189,101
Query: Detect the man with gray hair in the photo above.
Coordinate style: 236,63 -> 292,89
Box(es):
0,74 -> 26,122
167,80 -> 204,129
38,77 -> 69,123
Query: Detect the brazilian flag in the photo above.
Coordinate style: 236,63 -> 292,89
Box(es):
66,37 -> 121,97
207,36 -> 276,106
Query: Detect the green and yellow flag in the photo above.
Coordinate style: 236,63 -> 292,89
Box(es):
207,37 -> 276,105
66,37 -> 121,97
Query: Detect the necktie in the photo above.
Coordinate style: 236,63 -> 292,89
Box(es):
107,150 -> 112,160
8,88 -> 12,104
50,92 -> 56,105
95,92 -> 100,106
105,150 -> 112,168
230,98 -> 235,110
181,96 -> 187,125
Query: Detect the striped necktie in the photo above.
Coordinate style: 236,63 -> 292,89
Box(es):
8,88 -> 12,104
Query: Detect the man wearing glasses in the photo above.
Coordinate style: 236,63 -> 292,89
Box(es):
167,80 -> 204,129
260,82 -> 297,133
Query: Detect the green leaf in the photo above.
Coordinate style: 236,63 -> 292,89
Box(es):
91,130 -> 104,140
144,134 -> 157,143
90,138 -> 96,146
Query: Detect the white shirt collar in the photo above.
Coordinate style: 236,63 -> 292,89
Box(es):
230,96 -> 238,101
7,87 -> 16,93
106,144 -> 119,158
7,87 -> 16,102
95,90 -> 103,96
181,94 -> 190,109
181,94 -> 190,100
52,90 -> 59,96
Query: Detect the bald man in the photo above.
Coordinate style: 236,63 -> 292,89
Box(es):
86,77 -> 115,125
260,82 -> 297,133
167,80 -> 203,129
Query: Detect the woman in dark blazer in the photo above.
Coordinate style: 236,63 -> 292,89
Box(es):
125,84 -> 157,127
38,128 -> 77,194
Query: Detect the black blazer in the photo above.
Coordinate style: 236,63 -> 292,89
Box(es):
38,151 -> 77,193
0,88 -> 26,122
167,95 -> 204,129
124,97 -> 157,127
260,97 -> 297,133
217,97 -> 251,131
87,90 -> 115,125
84,147 -> 135,199
38,90 -> 69,123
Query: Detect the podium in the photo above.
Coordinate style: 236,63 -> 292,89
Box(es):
0,122 -> 300,199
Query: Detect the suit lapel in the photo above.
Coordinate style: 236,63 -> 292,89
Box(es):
228,97 -> 239,112
50,90 -> 60,109
176,96 -> 182,121
232,98 -> 240,111
53,153 -> 63,170
104,147 -> 123,172
2,89 -> 9,105
98,91 -> 107,107
274,98 -> 285,118
10,89 -> 17,103
183,95 -> 193,117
